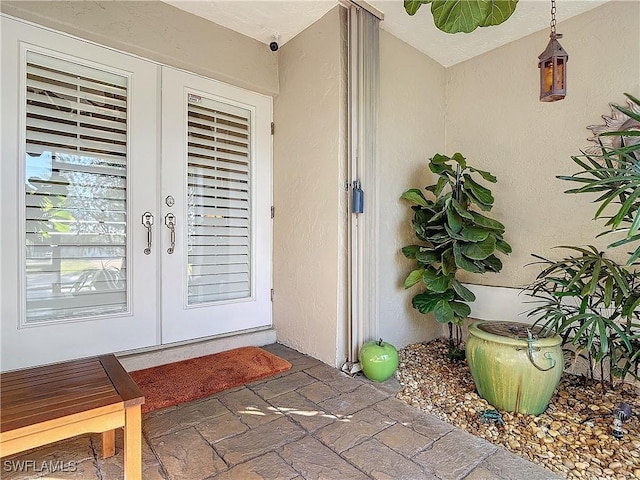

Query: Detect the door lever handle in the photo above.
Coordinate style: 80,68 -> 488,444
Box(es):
142,212 -> 154,255
165,213 -> 176,254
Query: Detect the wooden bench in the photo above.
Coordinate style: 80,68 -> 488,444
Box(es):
0,354 -> 144,480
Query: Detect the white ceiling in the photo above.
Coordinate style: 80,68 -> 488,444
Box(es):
164,0 -> 608,67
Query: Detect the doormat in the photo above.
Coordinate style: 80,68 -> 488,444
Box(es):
130,346 -> 292,413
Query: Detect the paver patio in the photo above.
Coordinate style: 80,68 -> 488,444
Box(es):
1,343 -> 562,479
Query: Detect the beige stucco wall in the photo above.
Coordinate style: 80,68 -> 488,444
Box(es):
273,7 -> 349,366
446,0 -> 640,289
0,1 -> 278,95
377,30 -> 447,347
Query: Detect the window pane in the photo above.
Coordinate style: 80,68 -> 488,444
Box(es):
24,51 -> 128,323
186,95 -> 251,304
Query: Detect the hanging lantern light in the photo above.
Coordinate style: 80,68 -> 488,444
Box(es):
538,0 -> 568,102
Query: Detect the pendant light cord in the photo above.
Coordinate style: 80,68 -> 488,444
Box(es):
550,0 -> 557,39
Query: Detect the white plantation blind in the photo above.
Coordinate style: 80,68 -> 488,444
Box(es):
24,50 -> 128,323
186,95 -> 252,304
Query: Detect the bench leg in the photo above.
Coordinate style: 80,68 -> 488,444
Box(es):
102,429 -> 116,458
123,404 -> 142,480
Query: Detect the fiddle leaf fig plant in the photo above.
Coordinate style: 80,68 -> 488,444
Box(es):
404,0 -> 519,34
402,153 -> 511,353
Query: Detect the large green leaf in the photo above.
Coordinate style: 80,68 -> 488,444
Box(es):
460,235 -> 497,260
429,161 -> 455,178
401,189 -> 429,207
468,167 -> 497,183
425,179 -> 445,196
402,245 -> 421,259
406,0 -> 517,32
478,0 -> 518,27
413,209 -> 436,225
451,197 -> 474,220
431,153 -> 451,164
444,223 -> 466,240
454,242 -> 482,272
451,279 -> 476,302
463,174 -> 495,206
495,238 -> 512,254
450,301 -> 471,318
450,152 -> 467,169
460,225 -> 490,242
412,291 -> 442,314
434,299 -> 455,323
441,248 -> 456,276
465,189 -> 493,211
446,203 -> 464,233
404,0 -> 432,15
428,208 -> 446,224
431,0 -> 492,34
482,254 -> 503,272
471,211 -> 505,231
423,269 -> 451,293
416,249 -> 440,264
404,269 -> 425,288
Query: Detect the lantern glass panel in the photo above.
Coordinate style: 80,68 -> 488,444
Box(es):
555,58 -> 565,90
543,59 -> 553,93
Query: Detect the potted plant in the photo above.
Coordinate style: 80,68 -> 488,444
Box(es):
401,152 -> 511,358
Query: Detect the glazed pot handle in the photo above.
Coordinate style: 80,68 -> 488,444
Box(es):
526,329 -> 556,372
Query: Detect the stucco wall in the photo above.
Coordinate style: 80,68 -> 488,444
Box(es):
273,7 -> 348,366
446,1 -> 640,289
376,30 -> 447,347
0,1 -> 278,95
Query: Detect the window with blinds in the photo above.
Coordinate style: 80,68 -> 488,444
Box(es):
186,94 -> 252,304
24,50 -> 128,323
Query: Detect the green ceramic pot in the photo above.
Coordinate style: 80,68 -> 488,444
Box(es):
466,321 -> 563,415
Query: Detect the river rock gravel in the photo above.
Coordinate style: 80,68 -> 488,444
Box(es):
395,339 -> 640,480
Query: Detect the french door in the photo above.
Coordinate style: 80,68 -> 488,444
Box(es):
160,68 -> 272,344
162,68 -> 271,343
1,17 -> 272,371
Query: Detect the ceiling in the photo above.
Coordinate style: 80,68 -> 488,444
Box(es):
164,0 -> 607,67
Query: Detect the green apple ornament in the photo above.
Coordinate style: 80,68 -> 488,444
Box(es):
360,339 -> 399,382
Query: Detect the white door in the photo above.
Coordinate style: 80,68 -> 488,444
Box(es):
160,67 -> 273,343
1,18 -> 160,370
1,19 -> 274,371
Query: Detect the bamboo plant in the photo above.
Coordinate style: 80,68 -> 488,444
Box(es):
526,93 -> 640,385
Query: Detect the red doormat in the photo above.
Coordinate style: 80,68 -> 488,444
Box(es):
130,346 -> 292,413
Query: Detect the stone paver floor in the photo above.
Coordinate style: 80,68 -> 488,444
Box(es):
1,343 -> 562,480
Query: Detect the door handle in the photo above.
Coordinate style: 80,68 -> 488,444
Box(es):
165,213 -> 176,254
142,212 -> 154,255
